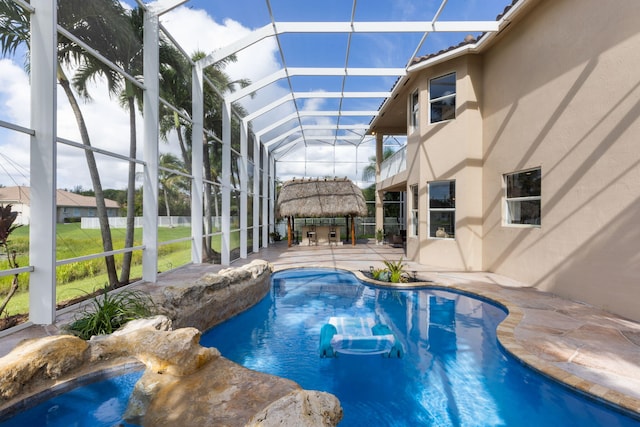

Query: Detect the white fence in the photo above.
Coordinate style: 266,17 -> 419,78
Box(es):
81,216 -> 196,229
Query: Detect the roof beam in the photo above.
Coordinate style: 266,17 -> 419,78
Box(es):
303,124 -> 370,131
198,24 -> 275,69
274,21 -> 499,33
270,136 -> 305,155
243,91 -> 390,123
198,20 -> 499,69
262,120 -> 374,148
257,116 -> 370,139
263,128 -> 302,147
270,134 -> 375,155
228,68 -> 404,102
255,110 -> 378,142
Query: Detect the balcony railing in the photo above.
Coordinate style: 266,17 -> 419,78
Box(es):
379,145 -> 407,181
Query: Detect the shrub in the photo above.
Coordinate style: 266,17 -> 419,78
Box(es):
66,287 -> 155,340
0,204 -> 23,316
382,258 -> 408,283
371,267 -> 389,282
270,231 -> 281,242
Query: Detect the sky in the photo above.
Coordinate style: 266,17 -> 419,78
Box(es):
0,0 -> 511,191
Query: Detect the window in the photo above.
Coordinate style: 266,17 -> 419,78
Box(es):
504,168 -> 541,226
410,184 -> 419,236
428,180 -> 455,238
429,73 -> 456,123
409,90 -> 419,132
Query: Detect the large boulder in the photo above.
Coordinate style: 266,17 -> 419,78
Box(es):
89,326 -> 219,376
156,260 -> 272,331
0,335 -> 88,400
125,356 -> 339,427
247,390 -> 343,427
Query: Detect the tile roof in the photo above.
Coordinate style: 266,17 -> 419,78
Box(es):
410,0 -> 523,67
0,186 -> 120,209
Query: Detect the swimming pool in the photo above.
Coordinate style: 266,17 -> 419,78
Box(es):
1,268 -> 638,426
0,369 -> 142,427
201,268 -> 640,426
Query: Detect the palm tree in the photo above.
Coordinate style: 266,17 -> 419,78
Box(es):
362,146 -> 396,183
158,153 -> 187,225
0,0 -> 29,59
0,204 -> 21,316
159,50 -> 250,261
72,5 -> 185,283
58,0 -> 138,286
0,0 -> 122,286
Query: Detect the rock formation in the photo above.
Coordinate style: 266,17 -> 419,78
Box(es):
0,261 -> 343,426
154,259 -> 272,332
0,334 -> 88,400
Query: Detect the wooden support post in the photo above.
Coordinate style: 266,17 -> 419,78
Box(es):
287,216 -> 292,247
351,215 -> 356,246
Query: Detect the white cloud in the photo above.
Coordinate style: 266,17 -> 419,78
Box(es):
0,60 -> 32,187
0,59 -> 30,125
160,7 -> 280,83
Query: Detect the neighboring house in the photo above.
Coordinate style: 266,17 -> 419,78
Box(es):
369,0 -> 640,322
0,186 -> 120,225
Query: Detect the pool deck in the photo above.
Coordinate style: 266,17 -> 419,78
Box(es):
1,241 -> 640,416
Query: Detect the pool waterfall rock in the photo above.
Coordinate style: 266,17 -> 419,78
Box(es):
89,323 -> 218,377
0,260 -> 343,426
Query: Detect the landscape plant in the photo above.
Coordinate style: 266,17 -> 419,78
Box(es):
376,228 -> 384,244
371,267 -> 389,282
66,287 -> 155,340
0,204 -> 22,316
382,258 -> 408,283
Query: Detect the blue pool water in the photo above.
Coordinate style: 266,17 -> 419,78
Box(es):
2,268 -> 638,426
0,370 -> 142,427
201,268 -> 640,427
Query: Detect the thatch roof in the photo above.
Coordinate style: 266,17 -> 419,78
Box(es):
276,178 -> 368,218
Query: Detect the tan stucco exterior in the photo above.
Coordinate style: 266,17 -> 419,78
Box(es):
403,55 -> 484,272
372,0 -> 640,322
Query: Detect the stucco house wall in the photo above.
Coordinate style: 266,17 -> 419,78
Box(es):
405,55 -> 484,271
481,0 -> 640,320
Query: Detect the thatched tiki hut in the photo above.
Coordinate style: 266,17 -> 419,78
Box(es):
276,178 -> 368,247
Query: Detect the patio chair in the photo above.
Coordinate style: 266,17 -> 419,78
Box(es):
328,227 -> 338,245
307,225 -> 317,246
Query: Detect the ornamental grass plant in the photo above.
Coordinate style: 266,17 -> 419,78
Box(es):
67,287 -> 155,340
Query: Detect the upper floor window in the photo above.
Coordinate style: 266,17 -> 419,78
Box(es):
428,180 -> 455,238
504,168 -> 541,226
410,184 -> 419,237
429,72 -> 456,123
409,90 -> 419,133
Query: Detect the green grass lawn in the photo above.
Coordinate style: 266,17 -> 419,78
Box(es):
1,223 -> 226,317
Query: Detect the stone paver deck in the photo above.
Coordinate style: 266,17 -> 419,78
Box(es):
1,241 -> 639,417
